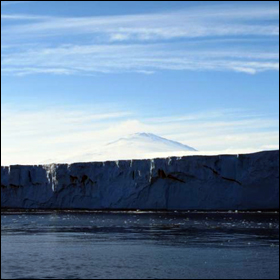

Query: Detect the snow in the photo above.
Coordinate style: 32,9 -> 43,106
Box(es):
1,150 -> 279,211
108,133 -> 197,152
2,132 -> 276,166
59,133 -> 197,164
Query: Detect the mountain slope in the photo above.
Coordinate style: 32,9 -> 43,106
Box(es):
62,133 -> 197,163
107,133 -> 196,152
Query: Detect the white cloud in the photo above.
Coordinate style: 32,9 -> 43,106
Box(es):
2,4 -> 279,39
1,2 -> 279,76
1,1 -> 32,6
1,44 -> 279,75
1,14 -> 50,20
1,105 -> 279,165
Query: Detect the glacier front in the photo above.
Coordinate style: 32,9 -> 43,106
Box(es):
1,151 -> 279,211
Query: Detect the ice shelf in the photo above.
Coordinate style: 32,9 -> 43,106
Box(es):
1,151 -> 279,210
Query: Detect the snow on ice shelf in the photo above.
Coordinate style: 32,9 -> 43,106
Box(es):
1,151 -> 279,211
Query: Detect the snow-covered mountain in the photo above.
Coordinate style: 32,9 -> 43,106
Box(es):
107,133 -> 196,152
61,133 -> 197,164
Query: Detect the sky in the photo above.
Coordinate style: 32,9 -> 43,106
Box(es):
1,1 -> 279,165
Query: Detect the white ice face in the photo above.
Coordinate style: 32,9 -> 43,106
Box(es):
1,151 -> 279,211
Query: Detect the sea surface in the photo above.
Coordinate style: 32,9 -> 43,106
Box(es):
1,211 -> 279,279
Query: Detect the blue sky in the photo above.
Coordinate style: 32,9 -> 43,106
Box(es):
1,1 -> 279,165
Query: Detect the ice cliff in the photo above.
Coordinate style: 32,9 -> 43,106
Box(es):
1,151 -> 279,210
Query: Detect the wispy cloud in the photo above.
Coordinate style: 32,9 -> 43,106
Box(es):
1,1 -> 32,6
1,2 -> 279,76
2,4 -> 279,40
1,104 -> 279,165
1,43 -> 279,75
1,14 -> 50,20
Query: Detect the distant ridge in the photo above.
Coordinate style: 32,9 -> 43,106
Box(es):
107,133 -> 197,151
61,133 -> 197,163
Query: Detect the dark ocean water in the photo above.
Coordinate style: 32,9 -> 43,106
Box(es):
1,211 -> 279,279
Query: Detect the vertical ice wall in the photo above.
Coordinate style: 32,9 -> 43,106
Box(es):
1,151 -> 279,210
